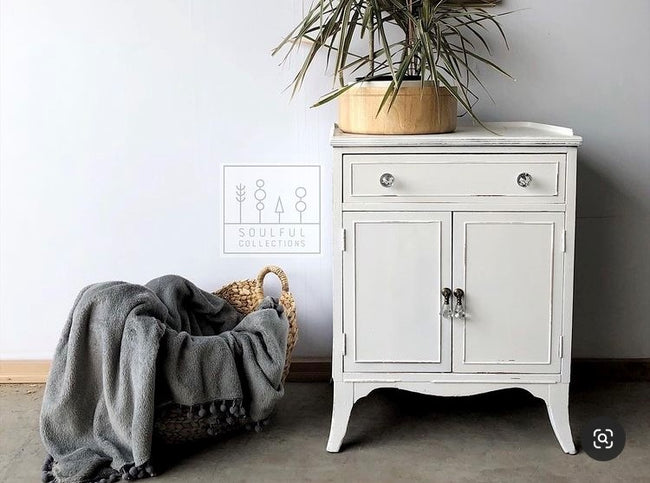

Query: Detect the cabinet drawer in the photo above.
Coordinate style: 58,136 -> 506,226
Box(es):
344,154 -> 565,203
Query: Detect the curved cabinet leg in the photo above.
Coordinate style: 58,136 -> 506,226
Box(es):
544,383 -> 577,455
326,381 -> 354,453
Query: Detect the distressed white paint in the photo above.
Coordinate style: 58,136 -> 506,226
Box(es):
331,122 -> 581,147
1,1 -> 649,361
452,212 -> 565,373
328,123 -> 579,454
342,212 -> 451,372
345,152 -> 565,202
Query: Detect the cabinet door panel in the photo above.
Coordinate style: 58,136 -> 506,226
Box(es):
343,212 -> 452,372
453,212 -> 564,373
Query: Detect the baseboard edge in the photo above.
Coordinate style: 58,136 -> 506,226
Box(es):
0,360 -> 51,383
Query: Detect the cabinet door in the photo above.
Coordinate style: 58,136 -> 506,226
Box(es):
452,212 -> 565,373
343,212 -> 452,372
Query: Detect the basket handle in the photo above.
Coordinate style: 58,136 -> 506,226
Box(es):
256,265 -> 290,300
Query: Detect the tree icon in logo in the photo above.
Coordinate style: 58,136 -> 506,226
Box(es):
235,184 -> 246,223
295,187 -> 307,224
255,179 -> 266,223
275,196 -> 285,223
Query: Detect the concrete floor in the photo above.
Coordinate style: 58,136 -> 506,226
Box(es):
1,382 -> 648,482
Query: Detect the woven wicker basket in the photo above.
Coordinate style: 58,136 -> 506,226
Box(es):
153,266 -> 298,444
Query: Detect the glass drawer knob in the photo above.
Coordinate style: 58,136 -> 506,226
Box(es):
517,172 -> 533,187
379,173 -> 395,188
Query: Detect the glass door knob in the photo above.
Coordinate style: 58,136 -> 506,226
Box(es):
440,288 -> 453,318
453,288 -> 466,318
379,173 -> 395,188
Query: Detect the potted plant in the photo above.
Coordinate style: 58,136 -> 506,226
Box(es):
273,0 -> 512,134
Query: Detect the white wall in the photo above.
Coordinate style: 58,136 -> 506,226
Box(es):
1,0 -> 648,360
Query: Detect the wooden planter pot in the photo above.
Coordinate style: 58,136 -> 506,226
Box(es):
338,81 -> 457,135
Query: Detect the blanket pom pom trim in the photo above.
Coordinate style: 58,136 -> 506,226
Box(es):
43,398 -> 272,481
154,398 -> 270,444
42,400 -> 273,480
42,455 -> 145,483
121,461 -> 156,481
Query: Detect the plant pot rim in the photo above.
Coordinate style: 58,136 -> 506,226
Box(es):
343,81 -> 457,98
351,80 -> 448,88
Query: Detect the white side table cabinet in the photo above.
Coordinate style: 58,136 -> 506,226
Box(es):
328,122 -> 582,454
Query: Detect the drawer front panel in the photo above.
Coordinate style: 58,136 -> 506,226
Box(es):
344,154 -> 565,203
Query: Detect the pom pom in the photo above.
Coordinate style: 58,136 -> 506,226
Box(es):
210,402 -> 217,415
220,402 -> 227,412
198,407 -> 207,418
129,466 -> 139,477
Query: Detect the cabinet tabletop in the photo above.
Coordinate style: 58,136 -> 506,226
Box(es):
331,122 -> 582,148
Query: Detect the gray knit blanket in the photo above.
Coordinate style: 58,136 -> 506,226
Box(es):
40,275 -> 289,483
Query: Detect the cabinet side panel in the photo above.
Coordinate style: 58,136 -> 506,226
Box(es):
332,149 -> 344,380
561,147 -> 577,382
